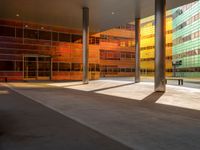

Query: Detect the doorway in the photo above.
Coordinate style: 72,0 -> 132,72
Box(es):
23,55 -> 51,80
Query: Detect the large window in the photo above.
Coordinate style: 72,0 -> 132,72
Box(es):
101,65 -> 134,73
59,63 -> 71,71
0,26 -> 15,37
52,32 -> 59,41
72,34 -> 82,43
15,61 -> 23,71
0,61 -> 15,71
100,50 -> 134,60
16,28 -> 23,37
39,31 -> 51,40
53,63 -> 59,71
72,63 -> 81,71
24,29 -> 39,39
59,33 -> 71,42
89,64 -> 96,71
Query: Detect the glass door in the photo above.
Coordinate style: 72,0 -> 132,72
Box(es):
38,56 -> 51,80
24,56 -> 37,80
23,55 -> 51,80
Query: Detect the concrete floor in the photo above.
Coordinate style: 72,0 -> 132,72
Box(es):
2,78 -> 200,150
0,84 -> 131,150
48,78 -> 200,110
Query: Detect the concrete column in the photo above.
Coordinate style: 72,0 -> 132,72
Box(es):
83,7 -> 89,84
155,0 -> 166,92
135,18 -> 141,83
36,56 -> 39,80
50,57 -> 53,80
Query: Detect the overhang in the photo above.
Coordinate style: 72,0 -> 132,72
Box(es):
0,0 -> 196,32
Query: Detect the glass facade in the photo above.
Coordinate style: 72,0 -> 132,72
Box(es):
1,0 -> 200,81
172,0 -> 200,77
98,27 -> 135,77
140,12 -> 173,77
0,19 -> 100,81
0,19 -> 135,81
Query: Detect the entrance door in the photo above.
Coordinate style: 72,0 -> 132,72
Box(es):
38,56 -> 51,80
24,56 -> 37,80
23,56 -> 51,80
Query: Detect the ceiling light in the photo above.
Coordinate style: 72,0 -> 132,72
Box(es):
111,12 -> 115,15
16,14 -> 20,17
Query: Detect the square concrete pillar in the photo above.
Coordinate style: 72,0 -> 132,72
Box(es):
83,7 -> 89,84
135,18 -> 141,83
155,0 -> 166,92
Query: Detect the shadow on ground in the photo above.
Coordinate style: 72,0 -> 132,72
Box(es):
0,85 -> 133,150
2,82 -> 200,150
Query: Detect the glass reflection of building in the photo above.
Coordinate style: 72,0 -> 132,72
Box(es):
2,0 -> 200,81
0,19 -> 136,81
140,12 -> 173,77
172,1 -> 200,77
98,25 -> 135,77
0,19 -> 100,81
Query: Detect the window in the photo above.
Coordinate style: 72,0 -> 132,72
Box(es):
120,68 -> 126,72
59,63 -> 70,71
72,63 -> 81,71
95,37 -> 100,44
101,51 -> 120,60
128,41 -> 134,47
120,41 -> 126,47
39,31 -> 51,40
89,64 -> 96,71
100,50 -> 107,59
121,52 -> 126,59
126,68 -> 132,72
96,64 -> 100,72
172,9 -> 183,19
89,37 -> 96,45
0,26 -> 15,37
59,33 -> 71,42
38,57 -> 51,62
126,52 -> 132,59
16,28 -> 23,37
52,32 -> 58,41
72,34 -> 82,43
16,61 -> 23,71
0,61 -> 15,71
113,68 -> 119,72
53,63 -> 59,71
24,29 -> 39,39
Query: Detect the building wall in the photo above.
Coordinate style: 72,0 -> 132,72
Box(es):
3,1 -> 200,81
140,12 -> 173,77
0,19 -> 100,81
98,27 -> 135,77
172,1 -> 200,78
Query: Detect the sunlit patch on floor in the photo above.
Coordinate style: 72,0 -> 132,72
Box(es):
48,81 -> 83,87
157,85 -> 200,111
9,79 -> 200,111
49,80 -> 133,92
95,82 -> 154,101
0,90 -> 9,95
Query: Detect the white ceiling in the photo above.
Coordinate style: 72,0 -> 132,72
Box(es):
0,0 -> 196,32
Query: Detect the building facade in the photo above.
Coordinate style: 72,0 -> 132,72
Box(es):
98,25 -> 135,77
140,12 -> 173,77
0,19 -> 100,81
0,19 -> 135,81
2,0 -> 200,81
172,1 -> 200,78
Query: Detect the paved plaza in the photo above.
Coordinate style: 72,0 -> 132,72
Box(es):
0,78 -> 200,150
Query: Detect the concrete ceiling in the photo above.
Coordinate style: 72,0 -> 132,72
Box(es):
0,0 -> 196,32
